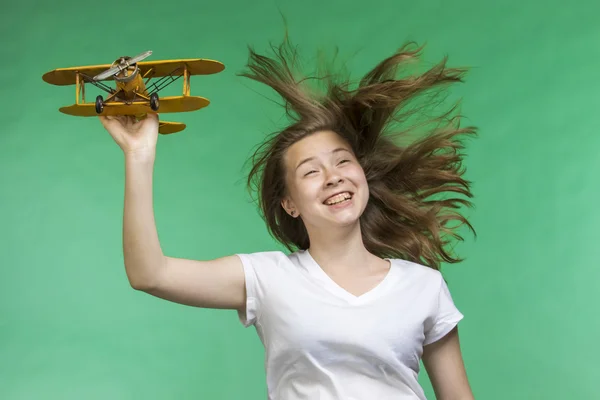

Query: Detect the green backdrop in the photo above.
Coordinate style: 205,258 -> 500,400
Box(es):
1,0 -> 599,398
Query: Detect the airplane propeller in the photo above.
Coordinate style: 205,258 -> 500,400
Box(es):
93,50 -> 153,81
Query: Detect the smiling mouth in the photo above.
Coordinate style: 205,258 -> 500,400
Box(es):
323,191 -> 353,205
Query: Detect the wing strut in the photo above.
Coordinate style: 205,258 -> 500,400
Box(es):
79,73 -> 116,94
145,66 -> 184,95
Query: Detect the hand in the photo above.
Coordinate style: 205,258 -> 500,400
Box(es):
99,113 -> 159,159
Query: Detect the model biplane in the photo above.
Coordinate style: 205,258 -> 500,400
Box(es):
42,51 -> 225,134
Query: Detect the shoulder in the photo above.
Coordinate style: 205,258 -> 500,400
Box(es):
390,259 -> 464,342
236,250 -> 297,270
235,250 -> 303,280
388,258 -> 454,304
389,258 -> 444,286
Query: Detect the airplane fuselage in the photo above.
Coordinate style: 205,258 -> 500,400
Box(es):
114,67 -> 148,102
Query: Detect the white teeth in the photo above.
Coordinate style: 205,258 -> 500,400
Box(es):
325,192 -> 352,205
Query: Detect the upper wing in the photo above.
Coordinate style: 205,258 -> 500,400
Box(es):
42,58 -> 225,86
138,59 -> 225,78
42,63 -> 113,85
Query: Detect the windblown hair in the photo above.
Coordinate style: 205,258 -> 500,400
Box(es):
239,36 -> 476,270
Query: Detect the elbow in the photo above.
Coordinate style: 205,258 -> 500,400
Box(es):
125,269 -> 159,292
124,257 -> 165,291
129,278 -> 153,291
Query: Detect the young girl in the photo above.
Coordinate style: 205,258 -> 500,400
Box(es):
100,38 -> 476,400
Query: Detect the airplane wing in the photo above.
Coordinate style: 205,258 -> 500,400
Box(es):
58,95 -> 210,116
43,58 -> 225,86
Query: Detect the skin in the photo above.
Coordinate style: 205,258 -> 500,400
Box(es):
100,114 -> 474,399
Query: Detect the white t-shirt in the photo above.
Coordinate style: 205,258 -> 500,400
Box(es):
236,249 -> 463,400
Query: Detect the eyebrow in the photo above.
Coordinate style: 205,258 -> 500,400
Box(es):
295,148 -> 352,171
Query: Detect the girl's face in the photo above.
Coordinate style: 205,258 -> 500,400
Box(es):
281,130 -> 369,230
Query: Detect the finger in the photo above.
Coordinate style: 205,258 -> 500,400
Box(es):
99,115 -> 125,130
98,115 -> 113,128
106,115 -> 123,123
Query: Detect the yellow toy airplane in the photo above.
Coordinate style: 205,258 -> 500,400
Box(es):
42,51 -> 225,134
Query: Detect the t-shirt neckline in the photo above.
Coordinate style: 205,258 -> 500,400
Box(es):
299,249 -> 397,305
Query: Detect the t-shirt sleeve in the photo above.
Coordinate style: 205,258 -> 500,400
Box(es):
235,251 -> 279,328
423,272 -> 464,345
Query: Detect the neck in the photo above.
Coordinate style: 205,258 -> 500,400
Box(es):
306,221 -> 376,274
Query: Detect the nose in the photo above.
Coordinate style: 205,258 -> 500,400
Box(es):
325,171 -> 344,187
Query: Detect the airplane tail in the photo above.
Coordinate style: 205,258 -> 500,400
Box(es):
158,120 -> 186,134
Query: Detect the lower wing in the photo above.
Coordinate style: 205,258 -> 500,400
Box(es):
59,96 -> 209,117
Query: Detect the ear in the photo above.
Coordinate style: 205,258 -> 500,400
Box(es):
281,197 -> 299,218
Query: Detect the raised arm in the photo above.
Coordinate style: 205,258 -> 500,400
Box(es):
100,113 -> 246,311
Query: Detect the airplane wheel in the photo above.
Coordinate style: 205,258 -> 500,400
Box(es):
150,93 -> 159,111
95,95 -> 104,114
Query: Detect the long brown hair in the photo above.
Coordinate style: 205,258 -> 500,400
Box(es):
239,35 -> 476,270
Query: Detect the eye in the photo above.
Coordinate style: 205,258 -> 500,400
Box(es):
304,170 -> 317,176
338,159 -> 350,165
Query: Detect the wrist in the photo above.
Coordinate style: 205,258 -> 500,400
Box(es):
124,148 -> 156,164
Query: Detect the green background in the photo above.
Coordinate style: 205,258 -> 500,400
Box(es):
1,0 -> 599,398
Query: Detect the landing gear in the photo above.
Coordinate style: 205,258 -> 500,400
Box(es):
150,93 -> 159,111
95,95 -> 104,114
